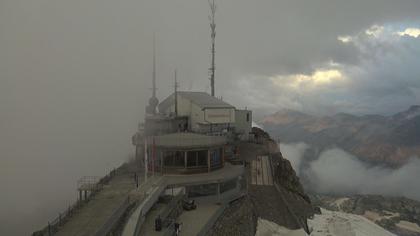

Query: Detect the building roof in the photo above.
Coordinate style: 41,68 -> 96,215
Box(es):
159,91 -> 235,111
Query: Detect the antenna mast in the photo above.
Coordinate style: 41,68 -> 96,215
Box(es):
152,35 -> 157,99
208,0 -> 216,97
174,69 -> 179,116
147,35 -> 159,115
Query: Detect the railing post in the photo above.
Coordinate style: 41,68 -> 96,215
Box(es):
48,222 -> 51,236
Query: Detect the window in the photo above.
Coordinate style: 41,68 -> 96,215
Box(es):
163,151 -> 174,166
198,150 -> 208,166
174,151 -> 185,167
210,148 -> 222,167
246,113 -> 250,122
187,150 -> 208,167
187,151 -> 198,167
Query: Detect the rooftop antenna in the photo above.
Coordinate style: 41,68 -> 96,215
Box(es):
208,0 -> 216,97
174,69 -> 179,116
152,34 -> 157,99
147,34 -> 159,115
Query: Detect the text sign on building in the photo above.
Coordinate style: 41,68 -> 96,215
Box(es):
204,108 -> 234,124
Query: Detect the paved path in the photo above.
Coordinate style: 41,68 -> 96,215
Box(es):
122,176 -> 165,236
138,203 -> 167,236
130,184 -> 221,236
176,202 -> 221,236
55,171 -> 136,236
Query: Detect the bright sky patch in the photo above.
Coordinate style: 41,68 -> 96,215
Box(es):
398,28 -> 420,38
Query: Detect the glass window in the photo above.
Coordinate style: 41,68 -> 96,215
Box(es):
210,148 -> 221,167
174,151 -> 185,167
187,151 -> 198,167
163,151 -> 174,166
198,150 -> 208,166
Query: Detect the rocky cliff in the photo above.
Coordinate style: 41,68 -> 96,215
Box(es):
206,127 -> 313,235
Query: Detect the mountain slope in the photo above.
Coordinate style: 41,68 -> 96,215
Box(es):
310,194 -> 420,236
261,106 -> 420,167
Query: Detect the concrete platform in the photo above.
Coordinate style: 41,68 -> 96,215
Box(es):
55,171 -> 136,236
176,202 -> 221,236
139,200 -> 221,236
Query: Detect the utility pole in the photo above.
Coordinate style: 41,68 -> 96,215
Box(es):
208,0 -> 216,97
144,139 -> 148,181
174,69 -> 179,116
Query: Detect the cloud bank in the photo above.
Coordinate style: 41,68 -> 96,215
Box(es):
231,23 -> 420,116
282,143 -> 420,201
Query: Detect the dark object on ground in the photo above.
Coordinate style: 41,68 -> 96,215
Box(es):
174,222 -> 182,235
182,199 -> 197,211
155,215 -> 162,231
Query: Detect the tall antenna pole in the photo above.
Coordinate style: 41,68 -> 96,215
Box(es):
209,0 -> 216,97
146,35 -> 159,115
152,34 -> 157,99
174,69 -> 178,116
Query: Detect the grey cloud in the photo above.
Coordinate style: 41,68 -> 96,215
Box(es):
306,149 -> 420,201
282,144 -> 420,201
2,0 -> 420,234
280,142 -> 309,176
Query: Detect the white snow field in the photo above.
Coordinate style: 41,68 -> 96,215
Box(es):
308,209 -> 396,236
255,218 -> 307,236
255,208 -> 396,236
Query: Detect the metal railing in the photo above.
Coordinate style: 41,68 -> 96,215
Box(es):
32,168 -> 118,236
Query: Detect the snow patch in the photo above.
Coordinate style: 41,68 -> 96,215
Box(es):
396,220 -> 420,233
333,197 -> 349,211
255,218 -> 307,236
308,209 -> 396,236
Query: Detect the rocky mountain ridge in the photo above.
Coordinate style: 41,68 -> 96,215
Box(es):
261,105 -> 420,167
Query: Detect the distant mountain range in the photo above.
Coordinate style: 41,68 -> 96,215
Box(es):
260,105 -> 420,167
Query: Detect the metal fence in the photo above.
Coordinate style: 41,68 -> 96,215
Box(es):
32,168 -> 118,236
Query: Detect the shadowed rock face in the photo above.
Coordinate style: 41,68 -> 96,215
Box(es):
252,127 -> 311,204
207,127 -> 314,235
261,105 -> 420,167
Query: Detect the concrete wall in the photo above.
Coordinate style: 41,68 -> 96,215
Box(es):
160,95 -> 235,131
203,108 -> 235,124
235,110 -> 252,140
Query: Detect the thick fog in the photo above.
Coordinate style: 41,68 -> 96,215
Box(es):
279,142 -> 308,176
2,0 -> 420,235
281,143 -> 420,201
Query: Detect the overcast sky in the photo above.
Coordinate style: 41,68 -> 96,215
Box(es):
1,0 -> 420,234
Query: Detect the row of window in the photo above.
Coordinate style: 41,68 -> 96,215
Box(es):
162,150 -> 209,167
